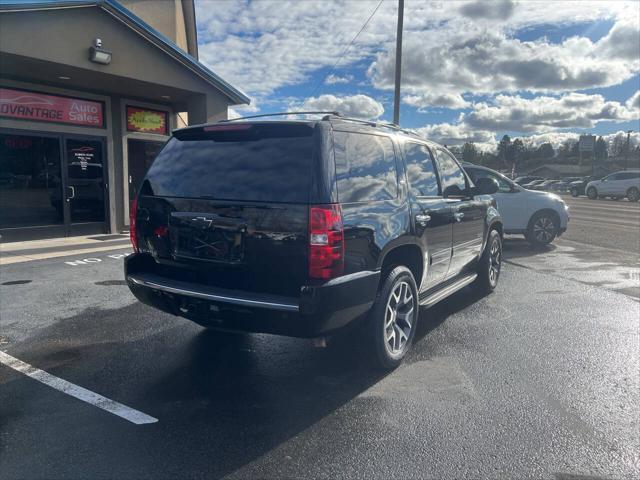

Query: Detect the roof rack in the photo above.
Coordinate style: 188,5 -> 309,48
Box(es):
219,111 -> 342,122
328,116 -> 422,138
218,111 -> 423,139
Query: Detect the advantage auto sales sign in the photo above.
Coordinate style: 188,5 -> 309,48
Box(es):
0,87 -> 104,128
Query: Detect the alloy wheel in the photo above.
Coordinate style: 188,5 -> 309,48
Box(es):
489,237 -> 501,287
628,188 -> 640,202
533,216 -> 556,243
384,281 -> 415,356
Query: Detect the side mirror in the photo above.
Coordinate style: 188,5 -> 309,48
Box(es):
475,177 -> 499,195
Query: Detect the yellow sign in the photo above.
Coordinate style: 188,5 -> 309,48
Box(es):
126,106 -> 167,134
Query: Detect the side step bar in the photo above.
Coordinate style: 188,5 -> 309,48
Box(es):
419,273 -> 477,308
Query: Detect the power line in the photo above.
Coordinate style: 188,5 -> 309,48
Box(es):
302,0 -> 385,104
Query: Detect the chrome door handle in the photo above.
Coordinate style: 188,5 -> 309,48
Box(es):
453,212 -> 464,222
415,214 -> 431,226
66,186 -> 75,202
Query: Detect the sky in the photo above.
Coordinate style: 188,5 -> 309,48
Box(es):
194,0 -> 640,151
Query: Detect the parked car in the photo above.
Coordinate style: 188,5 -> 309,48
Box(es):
569,176 -> 601,197
550,177 -> 582,193
125,114 -> 503,369
463,164 -> 569,246
527,180 -> 558,191
514,175 -> 543,186
585,170 -> 640,201
532,179 -> 561,191
522,179 -> 546,189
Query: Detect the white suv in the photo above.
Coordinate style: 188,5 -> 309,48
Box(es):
464,164 -> 569,246
585,170 -> 640,202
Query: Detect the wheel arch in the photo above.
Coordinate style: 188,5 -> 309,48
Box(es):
379,244 -> 424,289
527,208 -> 561,231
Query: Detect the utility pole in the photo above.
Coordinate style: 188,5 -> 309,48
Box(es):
393,0 -> 404,125
624,130 -> 632,171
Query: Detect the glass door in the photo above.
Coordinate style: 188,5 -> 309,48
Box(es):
63,137 -> 108,235
127,138 -> 164,201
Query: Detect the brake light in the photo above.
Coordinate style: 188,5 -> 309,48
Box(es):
129,195 -> 139,253
309,204 -> 344,280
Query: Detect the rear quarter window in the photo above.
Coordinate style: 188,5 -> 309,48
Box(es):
334,131 -> 398,203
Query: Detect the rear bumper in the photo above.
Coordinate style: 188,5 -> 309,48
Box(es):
125,254 -> 379,338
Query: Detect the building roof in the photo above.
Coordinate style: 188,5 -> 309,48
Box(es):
0,0 -> 250,105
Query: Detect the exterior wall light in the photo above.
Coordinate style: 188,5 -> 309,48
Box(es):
89,38 -> 112,65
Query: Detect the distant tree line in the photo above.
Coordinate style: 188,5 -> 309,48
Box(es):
453,132 -> 637,173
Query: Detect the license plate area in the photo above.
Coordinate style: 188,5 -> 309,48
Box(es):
169,212 -> 246,263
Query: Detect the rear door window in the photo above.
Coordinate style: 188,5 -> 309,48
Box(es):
403,142 -> 440,197
619,172 -> 640,180
466,167 -> 513,193
434,148 -> 468,198
334,131 -> 398,203
143,123 -> 314,203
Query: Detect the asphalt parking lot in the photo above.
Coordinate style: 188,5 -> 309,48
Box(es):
1,195 -> 639,479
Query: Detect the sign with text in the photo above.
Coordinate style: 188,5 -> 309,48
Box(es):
126,106 -> 168,135
579,135 -> 595,152
0,87 -> 104,127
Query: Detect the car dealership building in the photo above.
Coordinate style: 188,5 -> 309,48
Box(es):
0,0 -> 249,242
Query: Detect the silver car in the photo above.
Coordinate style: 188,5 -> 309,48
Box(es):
585,170 -> 640,201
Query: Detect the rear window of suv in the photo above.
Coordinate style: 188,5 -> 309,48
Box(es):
143,123 -> 314,203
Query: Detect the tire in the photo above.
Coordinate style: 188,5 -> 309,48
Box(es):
586,187 -> 598,200
570,188 -> 579,197
368,266 -> 419,370
526,211 -> 559,246
627,187 -> 640,202
475,229 -> 502,294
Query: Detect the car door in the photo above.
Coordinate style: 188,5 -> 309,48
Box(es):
598,173 -> 618,194
465,167 -> 525,231
619,172 -> 640,195
402,142 -> 453,291
434,148 -> 484,277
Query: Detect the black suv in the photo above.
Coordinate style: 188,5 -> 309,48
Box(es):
125,114 -> 503,368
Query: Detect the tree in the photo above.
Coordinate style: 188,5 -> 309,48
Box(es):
497,135 -> 511,166
610,133 -> 627,157
594,136 -> 608,163
462,142 -> 478,163
536,143 -> 555,159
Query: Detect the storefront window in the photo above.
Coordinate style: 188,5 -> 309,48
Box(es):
0,134 -> 63,228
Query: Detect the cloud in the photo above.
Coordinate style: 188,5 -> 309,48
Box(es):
195,0 -> 640,121
415,121 -> 496,148
325,74 -> 354,85
464,92 -> 639,132
595,18 -> 640,61
626,90 -> 640,111
299,94 -> 384,119
412,90 -> 640,150
368,20 -> 639,101
514,130 -> 640,150
459,0 -> 515,20
403,93 -> 471,110
197,0 -> 399,96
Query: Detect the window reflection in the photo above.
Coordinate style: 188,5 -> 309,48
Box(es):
404,143 -> 440,197
0,134 -> 63,228
335,132 -> 398,203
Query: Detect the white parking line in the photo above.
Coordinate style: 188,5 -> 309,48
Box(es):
0,350 -> 157,425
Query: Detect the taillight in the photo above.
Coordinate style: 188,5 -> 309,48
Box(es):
129,195 -> 139,253
309,204 -> 344,280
